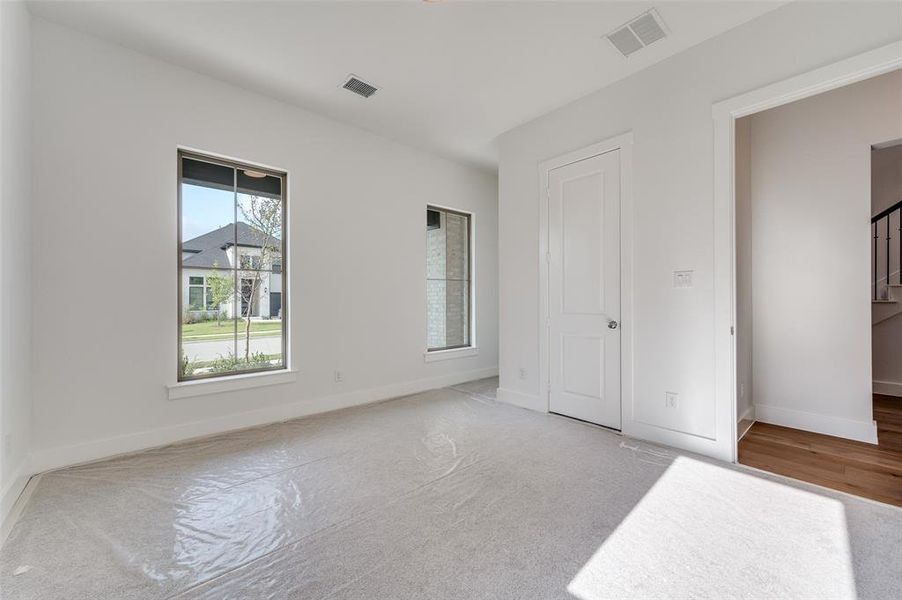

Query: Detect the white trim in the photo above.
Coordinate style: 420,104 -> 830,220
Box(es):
537,132 -> 634,430
873,380 -> 902,397
424,346 -> 479,362
755,403 -> 879,445
713,41 -> 902,464
0,460 -> 33,546
737,405 -> 756,441
738,404 -> 756,424
168,369 -> 298,400
497,387 -> 545,412
32,366 -> 498,474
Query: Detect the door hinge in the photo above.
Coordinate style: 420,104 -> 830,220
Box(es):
730,326 -> 735,336
545,251 -> 551,264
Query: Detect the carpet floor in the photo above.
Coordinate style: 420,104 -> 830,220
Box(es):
1,378 -> 900,599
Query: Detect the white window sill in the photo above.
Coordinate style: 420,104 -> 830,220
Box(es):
168,369 -> 297,400
423,347 -> 479,363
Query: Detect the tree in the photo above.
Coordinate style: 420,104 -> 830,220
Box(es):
204,268 -> 234,326
237,194 -> 282,362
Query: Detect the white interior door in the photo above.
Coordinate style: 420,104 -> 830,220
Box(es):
548,150 -> 621,429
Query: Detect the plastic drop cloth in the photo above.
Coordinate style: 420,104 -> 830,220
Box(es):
3,377 -> 902,599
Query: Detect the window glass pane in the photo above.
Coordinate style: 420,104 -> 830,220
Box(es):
180,153 -> 285,380
188,286 -> 204,310
427,211 -> 446,280
235,176 -> 283,371
426,207 -> 471,351
445,280 -> 470,348
181,305 -> 237,380
426,279 -> 446,349
444,212 -> 469,282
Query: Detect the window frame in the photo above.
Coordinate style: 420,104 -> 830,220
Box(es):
177,149 -> 289,382
425,204 -> 475,354
186,276 -> 220,312
187,283 -> 205,311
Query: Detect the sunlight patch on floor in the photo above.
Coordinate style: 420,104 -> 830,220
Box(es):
568,456 -> 856,599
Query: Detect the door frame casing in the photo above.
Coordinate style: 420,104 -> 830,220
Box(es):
712,41 -> 902,462
538,132 -> 634,428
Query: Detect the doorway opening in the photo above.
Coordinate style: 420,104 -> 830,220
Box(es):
731,67 -> 902,506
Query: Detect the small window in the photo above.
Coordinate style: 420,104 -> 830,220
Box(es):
239,254 -> 262,270
179,151 -> 287,381
426,206 -> 472,351
188,285 -> 205,311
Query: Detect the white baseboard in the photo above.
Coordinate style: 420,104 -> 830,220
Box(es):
737,405 -> 756,440
738,404 -> 756,424
30,367 -> 498,475
622,419 -> 733,463
873,380 -> 902,397
0,459 -> 32,545
496,387 -> 545,412
754,403 -> 878,444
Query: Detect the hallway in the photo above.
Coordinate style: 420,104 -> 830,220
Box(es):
739,395 -> 902,506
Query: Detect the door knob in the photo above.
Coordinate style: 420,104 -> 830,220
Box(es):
608,320 -> 619,330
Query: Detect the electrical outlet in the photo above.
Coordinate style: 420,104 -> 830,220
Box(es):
333,370 -> 344,383
740,383 -> 746,399
518,368 -> 527,380
665,391 -> 679,409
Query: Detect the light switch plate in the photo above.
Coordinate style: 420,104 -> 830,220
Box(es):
673,270 -> 693,288
665,391 -> 679,408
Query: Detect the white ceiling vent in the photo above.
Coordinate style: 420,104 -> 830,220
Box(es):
606,9 -> 668,57
341,74 -> 379,98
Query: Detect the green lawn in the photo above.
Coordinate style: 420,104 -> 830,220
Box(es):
182,319 -> 282,341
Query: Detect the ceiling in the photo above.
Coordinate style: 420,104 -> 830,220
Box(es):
28,1 -> 785,171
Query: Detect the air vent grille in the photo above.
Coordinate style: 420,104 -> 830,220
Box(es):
608,27 -> 643,57
606,9 -> 668,57
342,75 -> 378,98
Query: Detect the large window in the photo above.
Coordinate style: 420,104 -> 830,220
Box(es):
178,151 -> 287,381
187,276 -> 218,311
426,206 -> 472,351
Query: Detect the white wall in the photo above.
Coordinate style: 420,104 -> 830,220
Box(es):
872,143 -> 902,215
735,117 -> 753,427
29,19 -> 498,471
0,0 -> 32,526
748,70 -> 902,442
872,143 -> 902,393
871,144 -> 902,290
873,315 -> 902,394
497,1 -> 902,458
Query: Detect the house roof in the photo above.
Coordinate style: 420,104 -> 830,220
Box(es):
182,222 -> 280,269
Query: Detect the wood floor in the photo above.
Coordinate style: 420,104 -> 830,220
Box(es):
738,395 -> 902,507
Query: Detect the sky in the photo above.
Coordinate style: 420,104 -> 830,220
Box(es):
181,183 -> 235,241
182,182 -> 283,244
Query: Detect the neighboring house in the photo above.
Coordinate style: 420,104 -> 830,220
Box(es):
182,222 -> 282,320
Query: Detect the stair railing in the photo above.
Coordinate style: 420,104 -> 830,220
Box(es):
872,199 -> 902,301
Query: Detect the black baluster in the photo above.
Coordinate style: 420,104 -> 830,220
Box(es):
887,216 -> 891,298
874,221 -> 879,300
